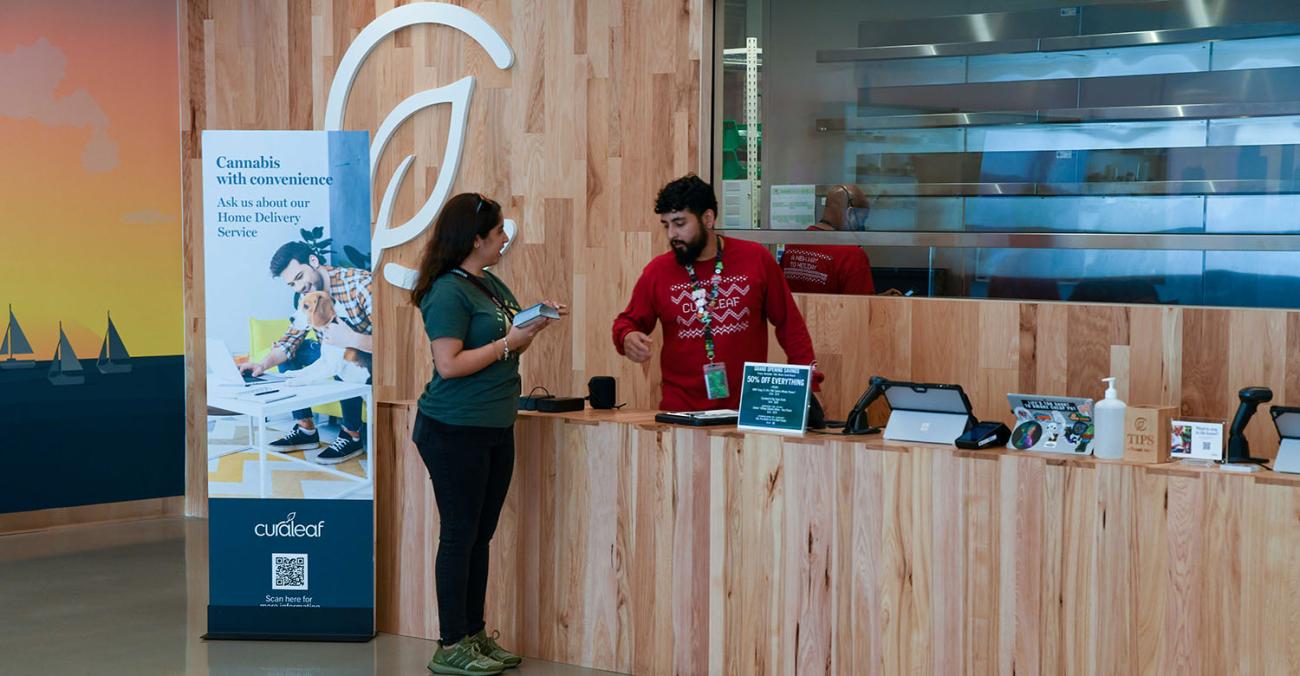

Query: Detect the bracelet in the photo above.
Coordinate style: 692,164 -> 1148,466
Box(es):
501,336 -> 510,361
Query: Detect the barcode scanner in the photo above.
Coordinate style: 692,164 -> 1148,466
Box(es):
1226,386 -> 1273,464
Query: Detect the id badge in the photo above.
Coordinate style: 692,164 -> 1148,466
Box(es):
703,362 -> 729,400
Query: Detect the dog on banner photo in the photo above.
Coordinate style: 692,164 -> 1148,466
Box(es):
282,290 -> 372,384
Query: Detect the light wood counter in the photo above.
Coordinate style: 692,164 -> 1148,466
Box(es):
377,403 -> 1300,675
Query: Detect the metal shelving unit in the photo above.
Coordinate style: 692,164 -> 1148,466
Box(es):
797,3 -> 1300,239
715,0 -> 1300,306
816,21 -> 1300,63
727,229 -> 1300,251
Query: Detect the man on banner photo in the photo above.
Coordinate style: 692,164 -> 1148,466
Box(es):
239,240 -> 373,465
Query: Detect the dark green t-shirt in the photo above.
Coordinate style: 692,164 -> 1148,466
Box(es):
417,270 -> 522,428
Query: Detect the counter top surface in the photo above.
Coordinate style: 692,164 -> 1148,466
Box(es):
518,407 -> 1300,487
379,401 -> 1300,674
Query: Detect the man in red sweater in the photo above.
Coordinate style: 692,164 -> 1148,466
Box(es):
612,174 -> 822,411
779,184 -> 876,295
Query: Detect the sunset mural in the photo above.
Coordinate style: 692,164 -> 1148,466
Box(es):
0,0 -> 181,359
1,0 -> 184,514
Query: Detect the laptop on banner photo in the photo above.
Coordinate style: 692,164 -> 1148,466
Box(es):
206,338 -> 285,386
1006,393 -> 1095,455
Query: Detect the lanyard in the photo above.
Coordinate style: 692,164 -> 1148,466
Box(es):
684,236 -> 724,363
450,268 -> 517,325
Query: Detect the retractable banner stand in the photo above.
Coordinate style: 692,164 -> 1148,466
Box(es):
201,130 -> 375,641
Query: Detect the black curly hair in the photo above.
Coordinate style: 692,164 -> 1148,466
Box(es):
654,174 -> 718,219
269,241 -> 315,278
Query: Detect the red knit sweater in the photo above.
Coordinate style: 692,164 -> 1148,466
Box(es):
780,226 -> 876,295
612,236 -> 821,411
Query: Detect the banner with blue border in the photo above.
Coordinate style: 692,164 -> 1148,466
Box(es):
201,130 -> 374,641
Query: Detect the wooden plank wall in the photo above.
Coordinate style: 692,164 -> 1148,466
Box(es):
379,406 -> 1300,675
181,0 -> 705,515
180,1 -> 1297,504
789,295 -> 1300,461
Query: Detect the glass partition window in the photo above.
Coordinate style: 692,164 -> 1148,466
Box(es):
714,0 -> 1300,308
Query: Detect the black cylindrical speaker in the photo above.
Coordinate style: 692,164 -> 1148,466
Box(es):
588,376 -> 616,409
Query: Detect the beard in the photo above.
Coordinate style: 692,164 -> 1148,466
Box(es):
670,230 -> 709,266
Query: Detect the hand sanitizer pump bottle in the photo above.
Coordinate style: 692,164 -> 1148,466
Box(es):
1094,377 -> 1126,460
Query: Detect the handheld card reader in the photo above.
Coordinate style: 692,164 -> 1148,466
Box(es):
655,410 -> 739,426
955,421 -> 1011,450
513,303 -> 562,328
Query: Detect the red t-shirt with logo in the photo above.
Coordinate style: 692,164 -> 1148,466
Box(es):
612,236 -> 821,411
779,226 -> 875,295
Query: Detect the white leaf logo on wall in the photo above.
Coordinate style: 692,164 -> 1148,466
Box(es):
323,3 -> 516,289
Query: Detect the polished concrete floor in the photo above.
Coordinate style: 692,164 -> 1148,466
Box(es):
0,517 -> 616,676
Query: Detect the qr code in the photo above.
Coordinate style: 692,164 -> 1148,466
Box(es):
272,553 -> 308,590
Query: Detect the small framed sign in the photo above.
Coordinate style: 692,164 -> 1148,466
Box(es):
737,362 -> 812,434
1170,418 -> 1224,462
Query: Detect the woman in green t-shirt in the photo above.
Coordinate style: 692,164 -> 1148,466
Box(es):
409,192 -> 565,675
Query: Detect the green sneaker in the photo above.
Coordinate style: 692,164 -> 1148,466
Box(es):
427,639 -> 505,675
470,629 -> 522,668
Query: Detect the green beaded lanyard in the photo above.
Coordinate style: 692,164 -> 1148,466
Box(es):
684,237 -> 724,363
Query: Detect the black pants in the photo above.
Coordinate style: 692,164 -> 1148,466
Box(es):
413,413 -> 515,645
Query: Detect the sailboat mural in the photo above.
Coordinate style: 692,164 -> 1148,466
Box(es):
48,322 -> 85,386
97,311 -> 131,374
1,304 -> 36,369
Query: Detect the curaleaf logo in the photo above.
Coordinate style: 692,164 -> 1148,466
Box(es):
323,3 -> 517,290
254,512 -> 325,538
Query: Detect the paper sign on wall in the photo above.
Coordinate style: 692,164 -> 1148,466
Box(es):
769,184 -> 815,229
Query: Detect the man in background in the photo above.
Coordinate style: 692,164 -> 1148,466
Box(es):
779,184 -> 876,295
